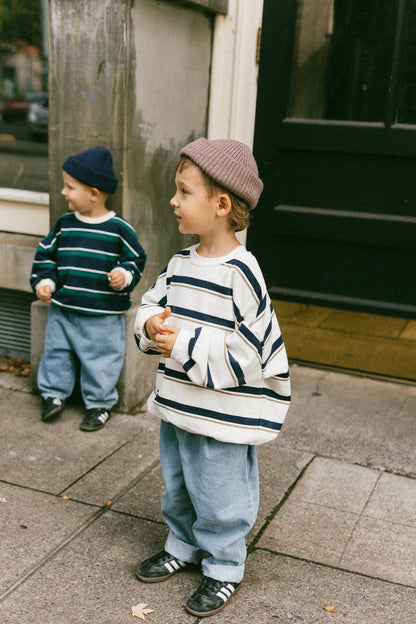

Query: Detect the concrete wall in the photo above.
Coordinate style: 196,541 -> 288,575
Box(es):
30,0 -> 214,412
0,233 -> 41,293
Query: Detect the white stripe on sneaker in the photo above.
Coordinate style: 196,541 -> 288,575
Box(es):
98,412 -> 109,424
164,559 -> 186,574
217,584 -> 236,602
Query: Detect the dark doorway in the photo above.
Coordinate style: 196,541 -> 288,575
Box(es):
250,0 -> 416,318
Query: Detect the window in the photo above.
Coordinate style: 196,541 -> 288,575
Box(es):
0,0 -> 48,193
287,0 -> 416,126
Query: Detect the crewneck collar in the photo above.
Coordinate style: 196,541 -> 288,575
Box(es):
190,244 -> 246,265
74,210 -> 115,224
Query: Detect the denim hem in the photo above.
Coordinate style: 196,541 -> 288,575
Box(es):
84,404 -> 114,410
202,559 -> 245,583
165,531 -> 203,565
41,392 -> 67,400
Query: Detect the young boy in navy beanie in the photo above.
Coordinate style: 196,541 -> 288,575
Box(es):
31,147 -> 146,431
134,138 -> 290,616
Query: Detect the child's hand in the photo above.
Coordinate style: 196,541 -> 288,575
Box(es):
107,269 -> 125,290
154,324 -> 180,358
145,307 -> 172,342
37,284 -> 52,303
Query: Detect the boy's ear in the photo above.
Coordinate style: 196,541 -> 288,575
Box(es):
216,193 -> 232,217
89,187 -> 101,202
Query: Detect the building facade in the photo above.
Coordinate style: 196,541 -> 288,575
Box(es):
0,0 -> 263,410
1,0 -> 415,410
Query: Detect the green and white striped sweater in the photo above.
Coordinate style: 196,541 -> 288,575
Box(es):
30,211 -> 146,315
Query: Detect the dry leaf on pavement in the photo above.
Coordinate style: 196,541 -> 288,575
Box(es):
131,603 -> 154,619
323,604 -> 347,615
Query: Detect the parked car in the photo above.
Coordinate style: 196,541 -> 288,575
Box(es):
1,91 -> 47,123
28,96 -> 48,140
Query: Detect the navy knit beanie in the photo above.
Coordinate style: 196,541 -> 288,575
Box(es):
62,146 -> 118,193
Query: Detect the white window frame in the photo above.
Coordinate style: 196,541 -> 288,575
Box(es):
0,188 -> 49,236
208,0 -> 264,243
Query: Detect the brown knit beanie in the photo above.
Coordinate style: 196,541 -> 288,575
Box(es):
180,138 -> 263,209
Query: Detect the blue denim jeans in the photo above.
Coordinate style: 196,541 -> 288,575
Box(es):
159,420 -> 259,583
37,305 -> 125,409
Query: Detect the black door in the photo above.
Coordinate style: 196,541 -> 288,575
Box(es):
249,0 -> 416,318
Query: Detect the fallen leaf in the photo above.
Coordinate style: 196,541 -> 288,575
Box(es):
323,604 -> 336,612
0,356 -> 30,376
131,603 -> 154,619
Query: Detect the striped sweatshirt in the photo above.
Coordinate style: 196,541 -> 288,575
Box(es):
134,244 -> 291,445
30,211 -> 146,314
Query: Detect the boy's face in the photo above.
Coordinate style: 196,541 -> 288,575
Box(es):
61,171 -> 99,217
170,163 -> 220,236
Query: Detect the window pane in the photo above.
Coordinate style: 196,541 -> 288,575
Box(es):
397,0 -> 416,123
0,0 -> 48,192
288,0 -> 399,122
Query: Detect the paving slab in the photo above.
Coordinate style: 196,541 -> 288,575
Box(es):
282,322 -> 416,380
112,463 -> 165,523
211,550 -> 416,624
63,416 -> 160,505
400,320 -> 416,340
320,310 -> 409,338
274,300 -> 416,381
258,457 -> 416,588
0,482 -> 93,593
0,512 -> 198,624
341,516 -> 416,587
287,457 -> 380,514
273,301 -> 333,326
363,471 -> 416,526
259,497 -> 359,567
280,365 -> 416,477
0,388 -> 149,494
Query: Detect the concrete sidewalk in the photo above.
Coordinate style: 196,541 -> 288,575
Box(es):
1,364 -> 415,623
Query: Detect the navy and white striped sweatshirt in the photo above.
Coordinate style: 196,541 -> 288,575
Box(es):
30,211 -> 146,315
134,244 -> 291,445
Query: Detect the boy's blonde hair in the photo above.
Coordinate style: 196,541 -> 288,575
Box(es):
176,156 -> 252,232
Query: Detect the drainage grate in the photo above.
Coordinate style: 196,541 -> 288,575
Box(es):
0,288 -> 36,360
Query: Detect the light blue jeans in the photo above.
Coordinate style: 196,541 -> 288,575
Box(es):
38,305 -> 125,409
159,420 -> 259,583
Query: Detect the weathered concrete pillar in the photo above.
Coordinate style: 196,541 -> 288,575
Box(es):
32,0 -> 214,412
48,0 -> 130,224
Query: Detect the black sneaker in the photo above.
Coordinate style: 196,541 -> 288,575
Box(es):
136,550 -> 193,583
41,396 -> 64,421
185,577 -> 241,617
80,408 -> 111,431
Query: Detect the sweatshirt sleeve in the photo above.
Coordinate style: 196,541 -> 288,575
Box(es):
29,219 -> 61,292
115,222 -> 147,293
133,266 -> 168,354
170,261 -> 289,389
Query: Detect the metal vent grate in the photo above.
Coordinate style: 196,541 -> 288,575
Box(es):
0,288 -> 36,360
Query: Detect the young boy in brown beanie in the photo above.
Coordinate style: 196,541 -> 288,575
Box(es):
134,138 -> 291,617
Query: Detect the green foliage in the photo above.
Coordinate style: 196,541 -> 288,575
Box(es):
0,0 -> 42,51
